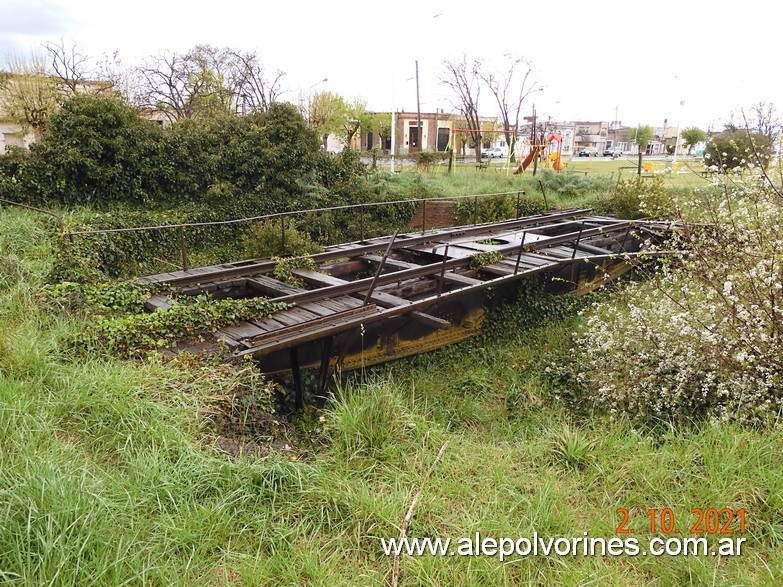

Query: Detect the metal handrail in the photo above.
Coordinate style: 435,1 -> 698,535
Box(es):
0,197 -> 67,234
65,191 -> 528,236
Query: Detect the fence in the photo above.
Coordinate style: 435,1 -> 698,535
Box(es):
2,191 -> 533,277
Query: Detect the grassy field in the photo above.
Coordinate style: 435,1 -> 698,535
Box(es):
383,155 -> 714,210
1,206 -> 782,585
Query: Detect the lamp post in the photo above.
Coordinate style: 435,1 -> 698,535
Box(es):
673,100 -> 684,162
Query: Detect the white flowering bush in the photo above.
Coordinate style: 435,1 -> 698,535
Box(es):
576,173 -> 783,425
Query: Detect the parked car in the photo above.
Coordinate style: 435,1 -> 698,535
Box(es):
603,147 -> 622,158
578,147 -> 598,157
481,147 -> 508,159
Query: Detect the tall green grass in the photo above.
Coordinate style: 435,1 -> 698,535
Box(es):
1,207 -> 782,585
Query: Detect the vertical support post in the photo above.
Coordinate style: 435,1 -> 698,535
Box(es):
363,231 -> 397,305
473,195 -> 478,225
360,204 -> 365,242
538,180 -> 549,210
281,215 -> 286,255
572,221 -> 585,259
290,346 -> 304,411
516,191 -> 521,219
179,225 -> 189,271
514,231 -> 527,275
620,223 -> 632,253
437,244 -> 450,297
421,199 -> 427,234
570,221 -> 585,286
316,336 -> 334,404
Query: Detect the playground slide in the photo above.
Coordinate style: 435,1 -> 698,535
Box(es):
515,146 -> 540,174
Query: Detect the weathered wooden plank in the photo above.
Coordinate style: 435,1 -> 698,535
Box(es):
291,269 -> 348,288
272,311 -> 309,327
360,255 -> 420,271
441,271 -> 484,287
246,275 -> 307,296
322,296 -> 363,310
295,301 -> 334,317
249,316 -> 290,332
241,305 -> 379,353
285,306 -> 322,321
144,293 -> 172,311
218,320 -> 267,342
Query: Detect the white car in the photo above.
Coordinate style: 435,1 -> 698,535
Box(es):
481,147 -> 508,159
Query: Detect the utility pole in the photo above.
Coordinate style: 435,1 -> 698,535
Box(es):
531,104 -> 538,176
613,105 -> 618,150
415,60 -> 422,152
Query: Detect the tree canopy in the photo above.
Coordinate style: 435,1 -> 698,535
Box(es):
704,129 -> 773,171
681,127 -> 707,154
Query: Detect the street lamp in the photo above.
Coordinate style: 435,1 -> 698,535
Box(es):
308,77 -> 328,91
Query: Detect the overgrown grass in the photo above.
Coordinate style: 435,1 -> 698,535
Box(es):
1,207 -> 782,585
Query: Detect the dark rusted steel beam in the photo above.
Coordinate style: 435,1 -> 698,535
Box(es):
140,209 -> 593,286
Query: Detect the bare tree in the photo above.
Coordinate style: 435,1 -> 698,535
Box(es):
136,45 -> 234,122
748,101 -> 780,141
228,50 -> 285,113
95,51 -> 142,103
135,45 -> 285,121
441,56 -> 482,162
43,39 -> 89,95
478,56 -> 541,162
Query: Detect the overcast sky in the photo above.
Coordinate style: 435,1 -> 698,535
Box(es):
1,0 -> 779,130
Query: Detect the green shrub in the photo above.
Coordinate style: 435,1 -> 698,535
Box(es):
535,169 -> 613,199
22,93 -> 163,206
608,175 -> 672,219
456,194 -> 544,224
577,174 -> 783,425
704,129 -> 773,171
245,219 -> 323,259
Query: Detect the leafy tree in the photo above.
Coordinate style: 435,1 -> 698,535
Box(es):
338,98 -> 371,149
0,52 -> 62,135
481,120 -> 500,149
368,112 -> 392,152
704,129 -> 772,171
307,91 -> 349,149
630,125 -> 654,175
680,127 -> 707,155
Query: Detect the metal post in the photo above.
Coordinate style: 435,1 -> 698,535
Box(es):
363,232 -> 397,305
290,347 -> 304,411
360,204 -> 365,242
514,231 -> 527,275
281,215 -> 286,255
538,180 -> 549,210
316,336 -> 334,405
421,199 -> 427,234
179,225 -> 189,271
516,191 -> 521,219
572,221 -> 585,259
437,244 -> 450,297
620,224 -> 632,253
473,195 -> 478,225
